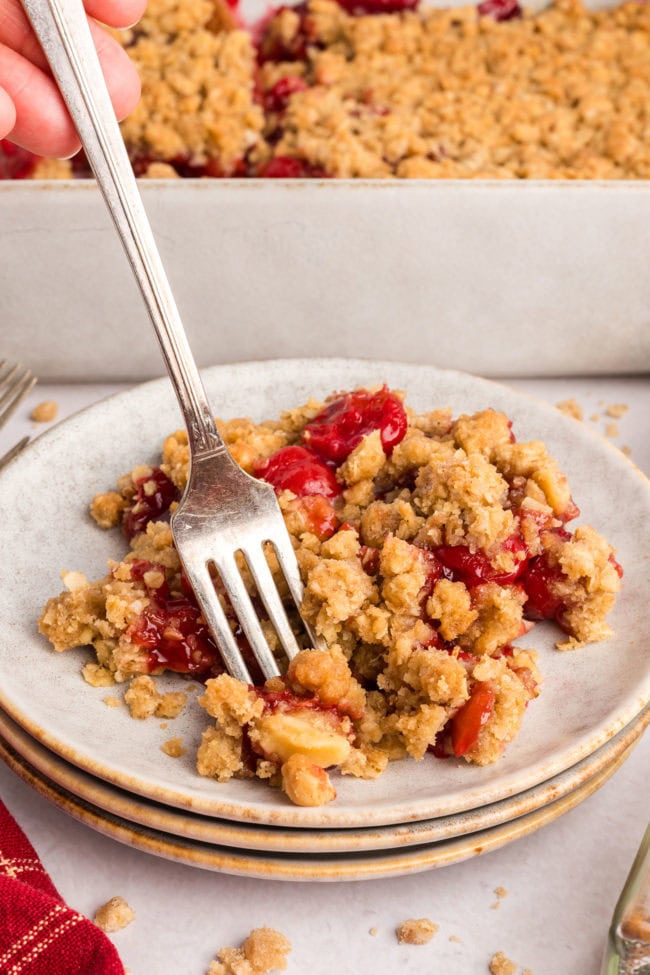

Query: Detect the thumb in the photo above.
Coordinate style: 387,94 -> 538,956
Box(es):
0,85 -> 16,139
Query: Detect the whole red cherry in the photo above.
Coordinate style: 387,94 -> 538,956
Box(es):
254,445 -> 341,498
303,386 -> 407,464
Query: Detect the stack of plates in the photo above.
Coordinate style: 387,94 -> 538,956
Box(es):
1,360 -> 648,881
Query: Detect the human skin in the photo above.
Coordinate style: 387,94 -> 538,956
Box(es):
0,0 -> 144,156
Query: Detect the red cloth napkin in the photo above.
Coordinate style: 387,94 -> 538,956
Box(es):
0,800 -> 125,975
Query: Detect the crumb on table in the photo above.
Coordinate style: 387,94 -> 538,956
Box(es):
207,927 -> 292,975
605,403 -> 628,419
555,399 -> 583,421
30,400 -> 58,423
94,895 -> 135,933
492,885 -> 508,908
605,422 -> 619,439
396,918 -> 439,945
489,951 -> 518,975
369,927 -> 378,936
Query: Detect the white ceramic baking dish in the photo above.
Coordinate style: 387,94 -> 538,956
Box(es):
3,178 -> 650,380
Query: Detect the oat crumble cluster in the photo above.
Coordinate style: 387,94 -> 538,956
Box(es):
207,927 -> 292,975
38,386 -> 622,807
93,895 -> 136,933
2,0 -> 649,180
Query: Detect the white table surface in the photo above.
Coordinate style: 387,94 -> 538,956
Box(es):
1,375 -> 648,975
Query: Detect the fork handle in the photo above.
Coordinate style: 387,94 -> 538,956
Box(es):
21,0 -> 226,458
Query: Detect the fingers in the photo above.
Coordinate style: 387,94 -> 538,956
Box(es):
0,31 -> 140,157
84,0 -> 147,28
0,84 -> 16,140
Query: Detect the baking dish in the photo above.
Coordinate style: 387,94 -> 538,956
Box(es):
3,178 -> 650,380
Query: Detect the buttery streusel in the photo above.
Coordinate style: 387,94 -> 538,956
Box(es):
39,386 -> 622,807
4,0 -> 648,180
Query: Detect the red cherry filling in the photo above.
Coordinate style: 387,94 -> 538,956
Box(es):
126,561 -> 222,676
477,0 -> 522,20
264,76 -> 308,112
434,536 -> 527,588
255,445 -> 341,499
123,467 -> 179,540
303,386 -> 408,464
520,554 -> 565,621
256,156 -> 329,178
255,685 -> 340,718
0,140 -> 39,179
296,495 -> 340,539
451,682 -> 496,757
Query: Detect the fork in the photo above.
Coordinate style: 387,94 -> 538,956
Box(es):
0,361 -> 36,471
21,0 -> 321,684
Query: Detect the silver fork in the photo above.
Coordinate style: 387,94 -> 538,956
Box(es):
0,361 -> 36,471
21,0 -> 320,684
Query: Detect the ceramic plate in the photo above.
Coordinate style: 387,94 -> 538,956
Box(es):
0,705 -> 646,854
0,733 -> 635,882
0,360 -> 648,827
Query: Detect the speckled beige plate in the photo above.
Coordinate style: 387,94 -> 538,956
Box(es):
0,360 -> 648,828
0,731 -> 637,881
0,705 -> 647,853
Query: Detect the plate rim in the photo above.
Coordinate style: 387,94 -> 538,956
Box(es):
0,704 -> 647,853
0,731 -> 636,882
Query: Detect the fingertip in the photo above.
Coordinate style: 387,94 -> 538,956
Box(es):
89,21 -> 142,121
84,0 -> 147,30
0,85 -> 16,139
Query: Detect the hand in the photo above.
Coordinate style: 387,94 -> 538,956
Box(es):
0,0 -> 143,157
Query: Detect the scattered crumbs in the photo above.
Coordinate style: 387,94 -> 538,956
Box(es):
369,927 -> 378,937
160,722 -> 168,730
605,422 -> 619,439
161,736 -> 187,758
82,662 -> 115,688
396,918 -> 439,945
589,413 -> 600,423
103,696 -> 122,709
555,399 -> 583,421
491,885 -> 508,908
30,400 -> 58,423
605,403 -> 628,419
489,952 -> 518,975
522,970 -> 534,975
124,675 -> 187,720
449,934 -> 462,944
94,895 -> 135,933
622,445 -> 632,456
207,927 -> 291,975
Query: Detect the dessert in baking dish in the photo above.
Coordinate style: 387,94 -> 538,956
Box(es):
39,386 -> 622,806
2,0 -> 649,179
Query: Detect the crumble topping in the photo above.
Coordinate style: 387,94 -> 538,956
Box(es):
161,736 -> 188,757
605,403 -> 628,419
555,399 -> 583,422
489,952 -> 517,975
396,918 -> 439,944
8,0 -> 650,180
39,386 -> 622,806
94,896 -> 135,933
30,401 -> 58,423
124,675 -> 187,719
207,928 -> 292,975
116,0 -> 263,175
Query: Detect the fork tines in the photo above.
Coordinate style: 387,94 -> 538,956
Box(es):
0,360 -> 36,428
